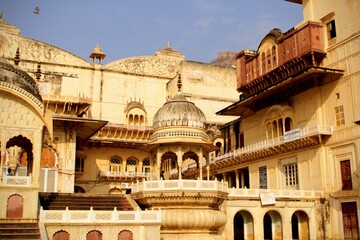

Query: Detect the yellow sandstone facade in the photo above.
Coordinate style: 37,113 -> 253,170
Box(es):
0,0 -> 359,239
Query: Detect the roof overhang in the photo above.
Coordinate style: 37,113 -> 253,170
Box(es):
217,66 -> 344,116
52,115 -> 108,140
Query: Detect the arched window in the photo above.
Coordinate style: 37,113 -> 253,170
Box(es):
126,158 -> 137,173
118,230 -> 133,240
53,230 -> 70,240
263,105 -> 295,140
142,159 -> 151,174
110,156 -> 122,173
125,101 -> 147,127
86,230 -> 102,240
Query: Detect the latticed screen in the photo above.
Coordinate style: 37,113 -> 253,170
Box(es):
335,105 -> 345,126
284,164 -> 298,187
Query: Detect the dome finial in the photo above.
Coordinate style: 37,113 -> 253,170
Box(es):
177,74 -> 182,92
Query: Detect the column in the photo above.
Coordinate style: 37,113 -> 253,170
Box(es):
198,149 -> 203,180
176,150 -> 183,180
235,170 -> 240,189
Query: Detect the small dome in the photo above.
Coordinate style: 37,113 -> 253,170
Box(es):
0,58 -> 42,104
153,91 -> 206,130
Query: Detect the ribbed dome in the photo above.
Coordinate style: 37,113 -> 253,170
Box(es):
153,91 -> 206,129
0,58 -> 43,104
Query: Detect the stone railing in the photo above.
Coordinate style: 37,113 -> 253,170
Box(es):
131,179 -> 228,193
228,188 -> 323,199
39,207 -> 161,224
2,174 -> 32,187
99,171 -> 157,180
213,125 -> 332,163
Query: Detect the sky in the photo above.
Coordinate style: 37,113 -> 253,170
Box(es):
1,0 -> 303,64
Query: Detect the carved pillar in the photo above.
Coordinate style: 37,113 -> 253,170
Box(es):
235,170 -> 240,189
176,149 -> 183,180
156,150 -> 162,180
198,149 -> 203,180
206,165 -> 210,180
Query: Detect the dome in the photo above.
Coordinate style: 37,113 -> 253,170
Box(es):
153,75 -> 206,129
0,18 -> 20,35
0,58 -> 43,107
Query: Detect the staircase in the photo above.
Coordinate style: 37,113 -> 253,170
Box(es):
0,221 -> 40,239
39,193 -> 134,211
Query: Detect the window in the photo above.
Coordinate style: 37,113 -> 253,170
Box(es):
75,157 -> 84,173
259,166 -> 267,189
340,160 -> 352,190
126,159 -> 137,173
284,164 -> 298,189
327,19 -> 336,40
110,156 -> 122,173
335,105 -> 345,126
142,159 -> 150,174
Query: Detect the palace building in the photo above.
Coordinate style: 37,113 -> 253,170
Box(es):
0,0 -> 359,239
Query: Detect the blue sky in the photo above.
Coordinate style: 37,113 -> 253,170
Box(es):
1,0 -> 303,64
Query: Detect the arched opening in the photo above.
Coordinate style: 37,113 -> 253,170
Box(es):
53,230 -> 70,240
40,145 -> 58,192
6,194 -> 23,218
86,230 -> 102,240
291,210 -> 309,240
74,186 -> 85,193
109,187 -> 122,194
263,213 -> 272,240
126,158 -> 137,174
234,210 -> 254,240
263,211 -> 282,240
118,230 -> 133,240
161,152 -> 177,180
6,135 -> 33,176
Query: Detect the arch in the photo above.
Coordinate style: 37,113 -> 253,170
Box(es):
126,157 -> 138,173
86,230 -> 102,240
110,155 -> 122,173
118,229 -> 133,240
74,186 -> 85,193
6,135 -> 33,176
41,145 -> 58,168
263,105 -> 295,139
109,187 -> 122,194
53,230 -> 70,240
6,194 -> 23,218
234,210 -> 254,240
291,210 -> 309,240
263,210 -> 282,240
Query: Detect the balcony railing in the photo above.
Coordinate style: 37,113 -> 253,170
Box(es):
39,207 -> 161,224
99,171 -> 157,181
213,125 -> 332,164
131,179 -> 228,193
2,174 -> 32,187
228,188 -> 323,199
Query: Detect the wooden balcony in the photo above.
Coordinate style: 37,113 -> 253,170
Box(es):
223,21 -> 344,116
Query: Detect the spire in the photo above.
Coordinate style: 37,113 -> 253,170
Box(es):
14,47 -> 20,66
177,74 -> 182,93
168,40 -> 170,48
